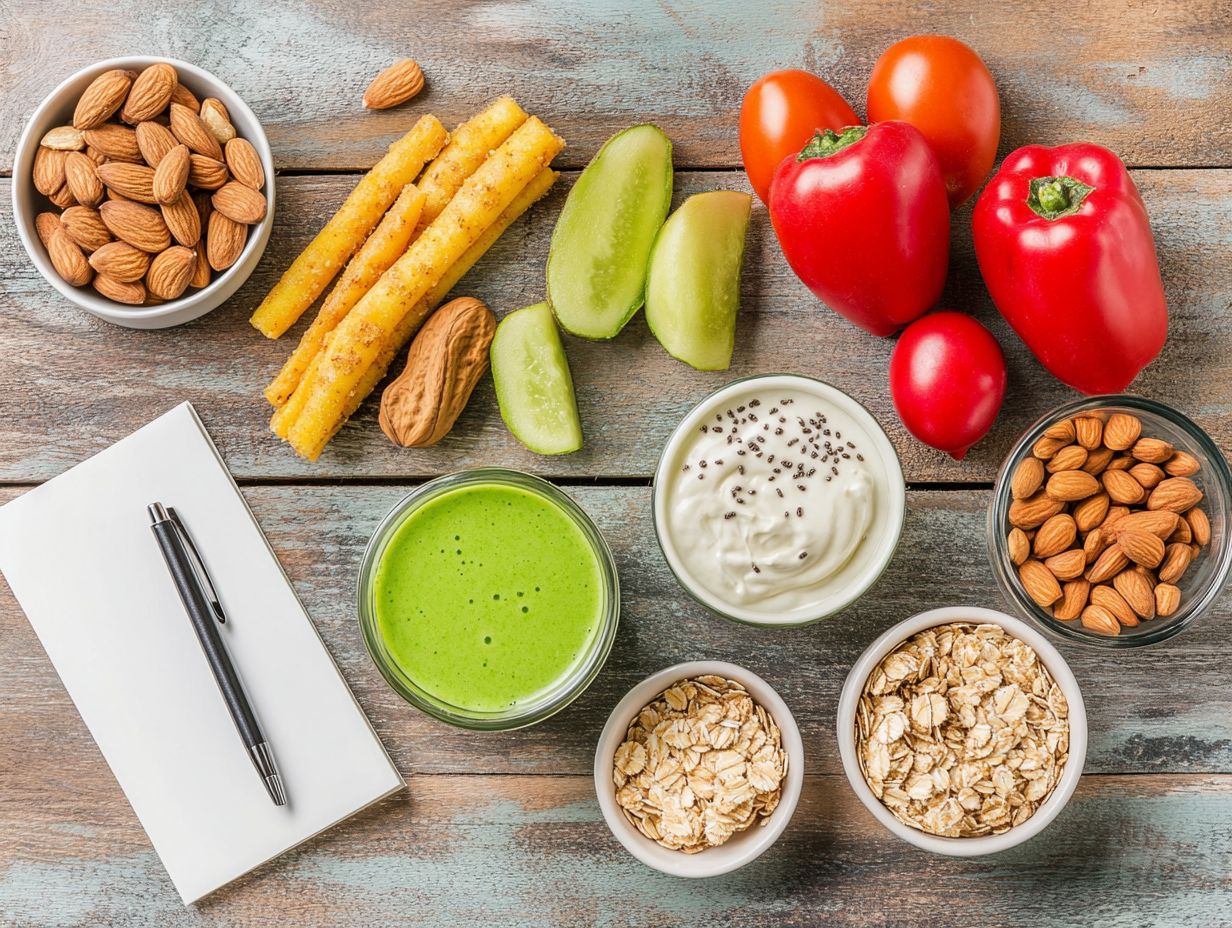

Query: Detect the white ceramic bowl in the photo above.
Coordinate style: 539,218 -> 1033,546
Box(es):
593,660 -> 804,877
837,606 -> 1087,856
12,56 -> 275,329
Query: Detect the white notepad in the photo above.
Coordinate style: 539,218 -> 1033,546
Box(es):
0,403 -> 404,904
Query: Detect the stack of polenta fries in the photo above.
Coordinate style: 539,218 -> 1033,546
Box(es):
251,97 -> 564,461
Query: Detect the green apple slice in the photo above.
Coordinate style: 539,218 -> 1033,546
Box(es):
491,302 -> 583,455
645,190 -> 752,371
546,124 -> 673,340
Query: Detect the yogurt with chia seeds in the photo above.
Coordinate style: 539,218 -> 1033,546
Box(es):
654,375 -> 905,626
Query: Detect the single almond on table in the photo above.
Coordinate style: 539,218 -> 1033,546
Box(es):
169,102 -> 223,160
153,144 -> 191,204
1147,477 -> 1203,513
92,273 -> 146,304
1009,492 -> 1065,530
63,151 -> 105,208
224,137 -> 264,190
1080,604 -> 1120,636
1091,584 -> 1138,627
35,212 -> 62,247
1085,544 -> 1129,584
1046,444 -> 1088,473
1113,569 -> 1156,619
1043,549 -> 1086,581
59,206 -> 112,253
73,69 -> 133,129
1116,529 -> 1165,569
135,120 -> 178,166
99,199 -> 172,252
206,210 -> 246,270
33,146 -> 67,196
160,190 -> 202,247
88,240 -> 151,282
121,62 -> 178,124
1075,416 -> 1103,449
1055,579 -> 1090,621
1007,527 -> 1030,565
199,98 -> 236,145
1158,543 -> 1193,584
1033,513 -> 1076,558
363,59 -> 425,110
1102,413 -> 1142,450
1010,456 -> 1044,499
1072,493 -> 1110,533
1131,437 -> 1174,464
1101,469 -> 1145,505
211,181 -> 266,224
146,245 -> 197,300
41,125 -> 86,150
83,123 -> 142,162
1046,470 -> 1100,502
188,154 -> 229,189
97,161 -> 158,204
1165,451 -> 1200,477
46,227 -> 92,286
1186,507 -> 1210,546
1019,560 -> 1062,608
1154,583 -> 1181,617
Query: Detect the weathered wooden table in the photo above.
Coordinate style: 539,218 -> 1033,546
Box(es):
3,1 -> 1231,925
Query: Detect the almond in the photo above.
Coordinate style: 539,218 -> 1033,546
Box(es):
1186,507 -> 1210,546
1106,455 -> 1134,471
1032,435 -> 1066,460
1116,529 -> 1166,569
1165,451 -> 1201,477
1101,469 -> 1146,505
1169,518 -> 1193,545
41,125 -> 86,151
1091,585 -> 1138,627
97,161 -> 158,204
1045,470 -> 1100,501
1114,509 -> 1178,539
1043,419 -> 1076,443
211,181 -> 266,224
121,63 -> 178,124
153,144 -> 190,204
1080,604 -> 1120,636
1072,493 -> 1111,533
189,243 -> 211,288
1043,549 -> 1086,581
84,145 -> 108,165
99,199 -> 172,252
224,137 -> 264,190
1131,437 -> 1174,464
1102,413 -> 1141,451
83,124 -> 142,162
1007,527 -> 1030,566
1086,544 -> 1130,584
1101,505 -> 1131,532
63,151 -> 105,208
73,69 -> 133,129
1074,416 -> 1103,449
169,83 -> 200,112
88,240 -> 151,282
169,102 -> 222,159
188,154 -> 229,189
1147,477 -> 1203,513
33,146 -> 67,196
59,205 -> 111,253
1008,492 -> 1065,530
1128,462 -> 1164,490
206,210 -> 246,270
1154,582 -> 1181,617
92,273 -> 146,304
160,190 -> 202,247
1083,528 -> 1108,565
1033,514 -> 1077,558
199,98 -> 236,145
34,212 -> 62,247
1018,560 -> 1062,608
1114,569 -> 1156,619
193,189 -> 213,228
1055,579 -> 1090,621
146,245 -> 196,300
46,227 -> 92,286
1046,444 -> 1088,473
363,58 -> 425,110
47,184 -> 76,209
1081,446 -> 1115,475
135,120 -> 179,166
1158,543 -> 1193,584
1010,457 -> 1045,500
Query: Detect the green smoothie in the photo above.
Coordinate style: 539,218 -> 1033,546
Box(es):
373,482 -> 606,713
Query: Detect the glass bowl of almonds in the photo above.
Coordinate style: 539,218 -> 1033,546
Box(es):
13,56 -> 274,329
989,395 -> 1232,646
593,661 -> 804,877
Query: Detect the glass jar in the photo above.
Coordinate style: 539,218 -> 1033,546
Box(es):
988,396 -> 1232,647
357,468 -> 620,729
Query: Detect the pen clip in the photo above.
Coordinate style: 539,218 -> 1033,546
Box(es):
167,507 -> 227,625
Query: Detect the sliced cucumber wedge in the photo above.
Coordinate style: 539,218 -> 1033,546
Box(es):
546,124 -> 673,340
645,190 -> 752,371
491,302 -> 583,455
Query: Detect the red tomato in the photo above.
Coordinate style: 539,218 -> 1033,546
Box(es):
867,35 -> 1000,207
889,312 -> 1006,459
739,69 -> 859,204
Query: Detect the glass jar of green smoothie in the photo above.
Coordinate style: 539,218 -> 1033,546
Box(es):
357,468 -> 620,731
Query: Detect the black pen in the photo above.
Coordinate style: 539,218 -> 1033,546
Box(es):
148,502 -> 287,806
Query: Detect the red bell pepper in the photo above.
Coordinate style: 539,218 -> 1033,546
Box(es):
768,122 -> 950,337
973,143 -> 1167,394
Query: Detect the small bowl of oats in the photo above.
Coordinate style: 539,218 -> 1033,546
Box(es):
593,661 -> 804,877
837,607 -> 1087,856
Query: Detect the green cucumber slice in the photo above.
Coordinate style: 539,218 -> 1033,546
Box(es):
546,124 -> 673,340
491,302 -> 583,455
645,190 -> 752,371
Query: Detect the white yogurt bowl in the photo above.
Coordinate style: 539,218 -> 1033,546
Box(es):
594,661 -> 804,877
837,606 -> 1087,856
653,374 -> 905,627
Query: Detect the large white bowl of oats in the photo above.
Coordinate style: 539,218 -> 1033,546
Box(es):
837,606 -> 1087,856
594,661 -> 804,877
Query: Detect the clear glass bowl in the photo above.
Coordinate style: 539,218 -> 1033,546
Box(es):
988,396 -> 1232,647
357,468 -> 620,730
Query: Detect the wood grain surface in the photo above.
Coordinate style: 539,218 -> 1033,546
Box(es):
1,0 -> 1231,924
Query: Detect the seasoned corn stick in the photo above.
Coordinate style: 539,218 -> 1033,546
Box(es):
414,96 -> 528,234
264,184 -> 426,407
250,115 -> 448,338
286,118 -> 564,460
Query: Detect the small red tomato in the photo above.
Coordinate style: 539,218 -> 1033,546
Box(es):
889,312 -> 1006,459
740,69 -> 859,204
867,35 -> 1000,207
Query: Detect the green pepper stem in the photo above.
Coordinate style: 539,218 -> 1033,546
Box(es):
1027,175 -> 1095,220
798,126 -> 868,161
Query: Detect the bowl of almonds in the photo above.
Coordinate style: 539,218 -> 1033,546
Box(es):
13,56 -> 274,329
989,396 -> 1232,646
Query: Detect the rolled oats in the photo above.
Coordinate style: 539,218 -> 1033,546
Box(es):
856,623 -> 1069,838
613,675 -> 787,853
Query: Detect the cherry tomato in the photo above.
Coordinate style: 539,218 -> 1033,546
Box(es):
739,69 -> 859,204
867,35 -> 1000,207
889,311 -> 1006,459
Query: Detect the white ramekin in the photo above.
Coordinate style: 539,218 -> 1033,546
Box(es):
593,660 -> 804,877
837,605 -> 1088,856
12,56 -> 275,329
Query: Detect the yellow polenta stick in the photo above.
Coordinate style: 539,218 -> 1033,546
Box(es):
413,96 -> 528,234
264,184 -> 426,407
249,115 -> 448,339
270,334 -> 328,438
286,118 -> 564,460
